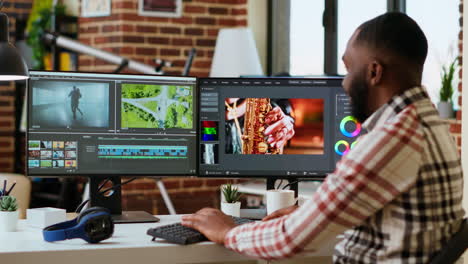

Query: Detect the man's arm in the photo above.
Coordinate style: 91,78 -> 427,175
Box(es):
223,106 -> 424,260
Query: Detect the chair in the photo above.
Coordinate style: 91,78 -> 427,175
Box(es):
429,218 -> 468,264
0,173 -> 32,219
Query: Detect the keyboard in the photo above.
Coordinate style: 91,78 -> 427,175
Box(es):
147,217 -> 254,245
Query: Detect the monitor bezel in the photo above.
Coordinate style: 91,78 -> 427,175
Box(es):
26,70 -> 199,178
196,76 -> 345,180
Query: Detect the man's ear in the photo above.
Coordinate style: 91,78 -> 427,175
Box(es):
367,60 -> 383,86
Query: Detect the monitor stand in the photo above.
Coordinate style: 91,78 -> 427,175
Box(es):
88,176 -> 159,224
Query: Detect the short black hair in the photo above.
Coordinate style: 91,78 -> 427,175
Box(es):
355,12 -> 428,67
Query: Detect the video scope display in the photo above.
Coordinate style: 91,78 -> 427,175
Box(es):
198,78 -> 362,178
27,71 -> 197,176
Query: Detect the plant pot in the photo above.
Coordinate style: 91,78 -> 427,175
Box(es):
437,101 -> 454,119
0,210 -> 19,232
221,202 -> 240,217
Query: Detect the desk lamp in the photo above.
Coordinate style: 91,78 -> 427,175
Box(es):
210,28 -> 263,77
0,12 -> 29,81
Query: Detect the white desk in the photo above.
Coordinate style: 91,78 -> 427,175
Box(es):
0,215 -> 335,264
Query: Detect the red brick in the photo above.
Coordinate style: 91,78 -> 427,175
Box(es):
161,180 -> 180,189
0,141 -> 11,148
118,24 -> 135,32
171,17 -> 193,24
218,0 -> 246,4
123,36 -> 145,43
160,49 -> 180,56
237,19 -> 247,26
195,17 -> 216,25
136,47 -> 157,56
196,39 -> 216,47
148,37 -> 170,45
207,29 -> 219,37
450,123 -> 461,133
0,111 -> 13,117
193,61 -> 212,68
81,26 -> 99,34
136,25 -> 157,33
218,18 -> 238,26
183,179 -> 204,188
160,27 -> 181,34
114,1 -> 136,9
184,6 -> 206,13
209,7 -> 229,15
172,38 -> 193,46
197,0 -> 217,3
232,8 -> 247,15
0,121 -> 13,127
145,17 -> 170,23
189,71 -> 210,77
205,179 -> 230,187
185,28 -> 204,36
120,13 -> 141,21
102,25 -> 115,33
0,162 -> 12,170
457,110 -> 462,120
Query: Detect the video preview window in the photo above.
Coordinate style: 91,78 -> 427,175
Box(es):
224,98 -> 324,155
121,83 -> 193,129
31,80 -> 109,128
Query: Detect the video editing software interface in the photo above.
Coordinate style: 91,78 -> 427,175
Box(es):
198,78 -> 362,177
27,71 -> 197,176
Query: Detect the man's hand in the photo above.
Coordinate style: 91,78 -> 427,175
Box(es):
262,205 -> 299,221
264,106 -> 295,149
181,208 -> 237,245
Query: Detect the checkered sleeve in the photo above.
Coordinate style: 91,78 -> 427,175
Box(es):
224,106 -> 425,260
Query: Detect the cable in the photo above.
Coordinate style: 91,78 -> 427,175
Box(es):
75,177 -> 137,213
282,180 -> 301,190
276,179 -> 283,190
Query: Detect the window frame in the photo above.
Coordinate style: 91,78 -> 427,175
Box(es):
268,0 -> 407,76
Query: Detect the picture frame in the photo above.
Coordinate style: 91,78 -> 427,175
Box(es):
138,0 -> 182,18
82,0 -> 112,17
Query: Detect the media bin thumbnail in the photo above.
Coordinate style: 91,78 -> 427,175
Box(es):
30,80 -> 109,128
121,83 -> 193,129
225,98 -> 324,155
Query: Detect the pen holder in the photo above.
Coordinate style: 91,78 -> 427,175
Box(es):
0,210 -> 19,232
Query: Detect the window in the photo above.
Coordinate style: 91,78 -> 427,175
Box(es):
290,0 -> 325,76
337,1 -> 387,75
407,0 -> 460,107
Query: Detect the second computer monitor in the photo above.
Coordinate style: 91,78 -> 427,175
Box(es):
198,77 -> 361,178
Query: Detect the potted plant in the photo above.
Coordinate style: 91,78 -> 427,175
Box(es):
438,57 -> 458,119
0,196 -> 19,232
221,184 -> 241,217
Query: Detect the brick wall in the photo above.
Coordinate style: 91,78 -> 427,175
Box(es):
0,0 -> 33,173
78,0 -> 248,214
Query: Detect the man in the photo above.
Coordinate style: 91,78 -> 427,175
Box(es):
182,13 -> 465,263
68,86 -> 83,120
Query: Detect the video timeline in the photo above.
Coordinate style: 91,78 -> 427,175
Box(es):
98,145 -> 188,159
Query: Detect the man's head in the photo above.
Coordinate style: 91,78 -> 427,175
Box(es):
342,12 -> 428,123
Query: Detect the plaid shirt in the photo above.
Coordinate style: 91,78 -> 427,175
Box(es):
225,86 -> 465,263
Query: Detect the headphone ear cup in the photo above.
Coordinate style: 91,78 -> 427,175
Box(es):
77,206 -> 110,223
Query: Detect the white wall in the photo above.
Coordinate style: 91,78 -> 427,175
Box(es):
248,0 -> 268,74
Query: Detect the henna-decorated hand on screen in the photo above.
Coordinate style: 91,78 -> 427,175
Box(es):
264,107 -> 295,149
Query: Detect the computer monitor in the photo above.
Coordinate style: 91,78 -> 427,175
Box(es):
198,77 -> 361,188
27,71 -> 197,222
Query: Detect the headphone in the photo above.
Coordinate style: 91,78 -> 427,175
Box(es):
43,207 -> 114,243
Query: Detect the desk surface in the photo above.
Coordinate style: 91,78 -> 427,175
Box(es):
0,215 -> 336,264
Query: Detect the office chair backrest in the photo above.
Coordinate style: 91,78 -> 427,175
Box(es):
429,218 -> 468,264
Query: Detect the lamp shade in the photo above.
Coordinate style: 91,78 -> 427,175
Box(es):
210,28 -> 263,77
0,13 -> 28,81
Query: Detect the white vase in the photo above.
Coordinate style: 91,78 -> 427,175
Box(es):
437,101 -> 454,119
221,202 -> 241,217
0,210 -> 19,232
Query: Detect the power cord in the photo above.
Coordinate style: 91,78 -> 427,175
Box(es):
75,177 -> 137,213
